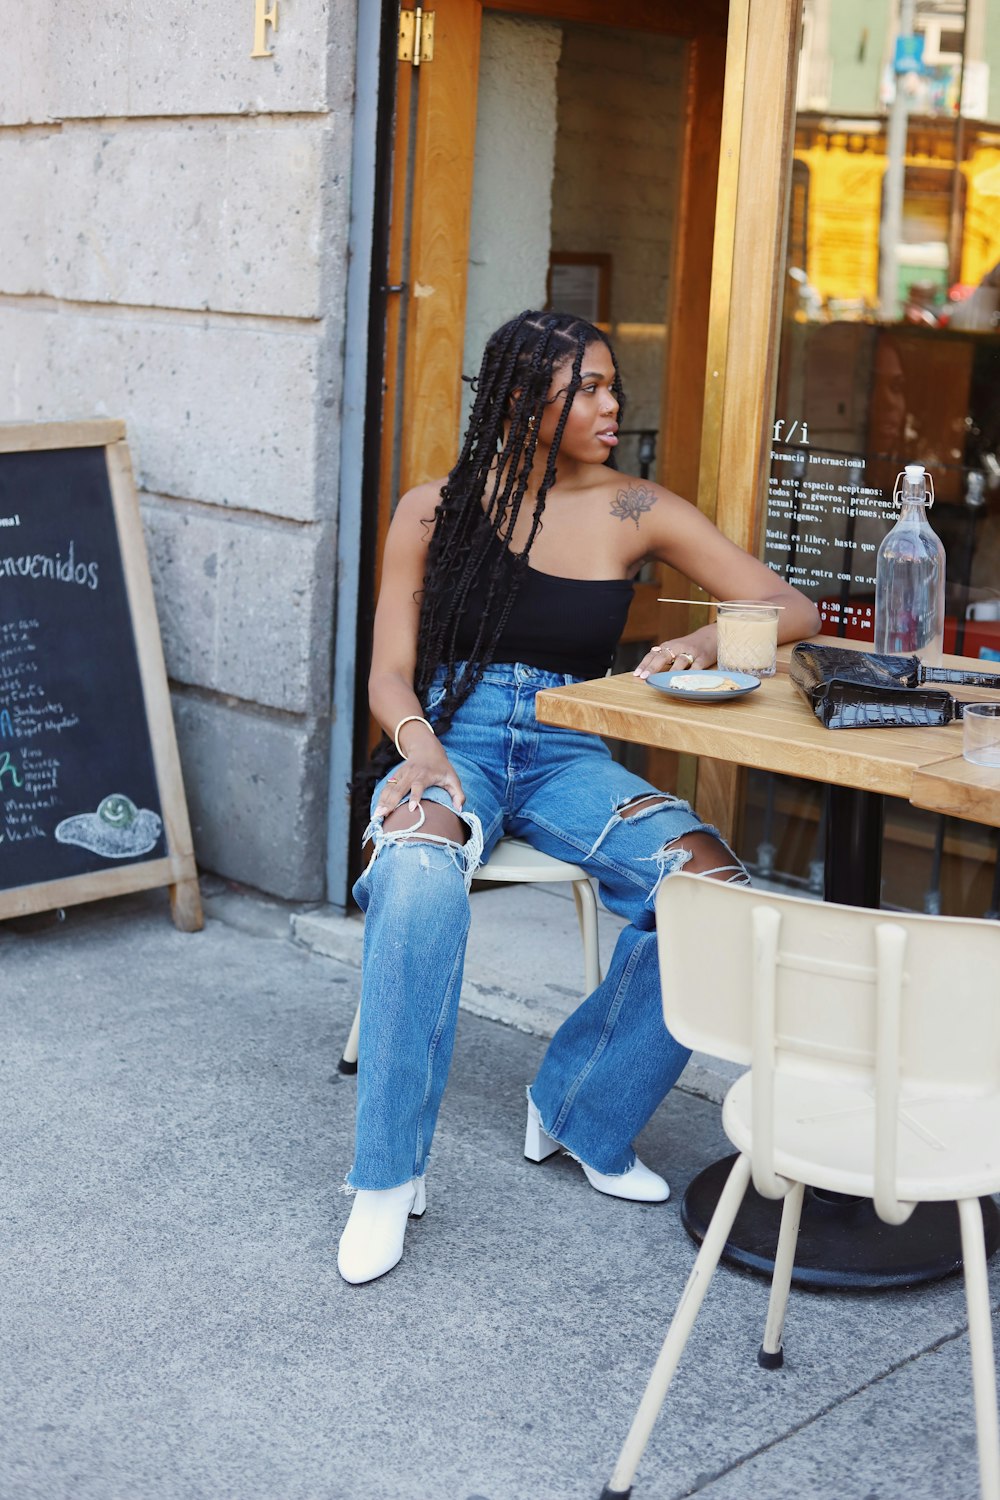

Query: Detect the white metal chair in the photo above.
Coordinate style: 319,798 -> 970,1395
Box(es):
601,871 -> 1000,1500
338,836 -> 601,1074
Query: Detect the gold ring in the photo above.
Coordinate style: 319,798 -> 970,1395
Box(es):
676,652 -> 694,665
387,775 -> 400,783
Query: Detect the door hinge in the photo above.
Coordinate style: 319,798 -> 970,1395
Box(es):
398,8 -> 435,65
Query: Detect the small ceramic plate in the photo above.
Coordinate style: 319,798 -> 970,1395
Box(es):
646,670 -> 761,703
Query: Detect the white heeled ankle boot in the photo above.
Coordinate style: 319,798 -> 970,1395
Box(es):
524,1096 -> 560,1163
524,1099 -> 669,1203
337,1177 -> 426,1285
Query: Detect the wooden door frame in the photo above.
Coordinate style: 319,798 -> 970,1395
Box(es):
374,0 -> 729,632
383,0 -> 729,520
686,0 -> 804,838
370,0 -> 482,640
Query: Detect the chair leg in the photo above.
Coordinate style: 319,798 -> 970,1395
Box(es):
572,877 -> 602,994
600,1153 -> 753,1499
957,1198 -> 1000,1500
758,1180 -> 804,1368
338,1002 -> 361,1075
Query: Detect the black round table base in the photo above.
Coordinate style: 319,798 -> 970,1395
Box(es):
682,1155 -> 1000,1292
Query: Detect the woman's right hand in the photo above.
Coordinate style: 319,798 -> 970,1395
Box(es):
375,735 -> 466,818
633,624 -> 718,679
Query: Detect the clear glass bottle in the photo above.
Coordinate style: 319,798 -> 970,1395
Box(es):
873,464 -> 946,663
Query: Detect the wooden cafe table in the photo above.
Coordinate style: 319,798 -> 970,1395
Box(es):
534,638 -> 1000,1289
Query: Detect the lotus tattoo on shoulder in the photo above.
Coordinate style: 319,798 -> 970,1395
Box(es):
610,484 -> 657,528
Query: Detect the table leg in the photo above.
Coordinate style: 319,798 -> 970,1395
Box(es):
824,784 -> 883,907
681,785 -> 1000,1291
682,1154 -> 1000,1291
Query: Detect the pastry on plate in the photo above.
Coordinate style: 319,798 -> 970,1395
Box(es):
669,673 -> 741,693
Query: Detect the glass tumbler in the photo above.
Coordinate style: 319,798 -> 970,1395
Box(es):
716,602 -> 779,677
962,703 -> 1000,767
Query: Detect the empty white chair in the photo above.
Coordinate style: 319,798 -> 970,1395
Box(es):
600,871 -> 1000,1500
339,836 -> 601,1073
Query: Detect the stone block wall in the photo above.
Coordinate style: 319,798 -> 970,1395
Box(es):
1,0 -> 356,899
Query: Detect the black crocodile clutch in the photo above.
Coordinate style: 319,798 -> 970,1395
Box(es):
789,643 -> 1000,729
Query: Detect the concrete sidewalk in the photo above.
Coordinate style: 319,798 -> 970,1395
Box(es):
2,882 -> 997,1500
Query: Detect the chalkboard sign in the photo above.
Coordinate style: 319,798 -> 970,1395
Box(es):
0,421 -> 201,931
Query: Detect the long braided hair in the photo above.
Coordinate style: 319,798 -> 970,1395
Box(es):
357,310 -> 625,800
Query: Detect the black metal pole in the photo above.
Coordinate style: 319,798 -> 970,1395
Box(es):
824,785 -> 884,907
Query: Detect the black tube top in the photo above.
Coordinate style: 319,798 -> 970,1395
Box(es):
450,544 -> 634,680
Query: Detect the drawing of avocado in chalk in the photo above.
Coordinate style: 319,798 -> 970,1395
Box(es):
55,794 -> 162,859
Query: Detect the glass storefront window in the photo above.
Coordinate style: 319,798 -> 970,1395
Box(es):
740,0 -> 1000,916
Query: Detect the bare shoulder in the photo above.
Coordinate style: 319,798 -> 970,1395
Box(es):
599,472 -> 688,529
393,478 -> 446,530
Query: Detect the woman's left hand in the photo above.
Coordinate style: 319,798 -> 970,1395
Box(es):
633,625 -> 717,680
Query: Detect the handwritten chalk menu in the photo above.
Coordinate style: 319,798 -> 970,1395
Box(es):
0,421 -> 201,931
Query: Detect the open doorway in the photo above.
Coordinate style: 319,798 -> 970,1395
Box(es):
461,14 -> 694,773
463,16 -> 688,493
337,0 -> 728,898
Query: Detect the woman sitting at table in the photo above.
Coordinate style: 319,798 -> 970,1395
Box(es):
338,310 -> 819,1284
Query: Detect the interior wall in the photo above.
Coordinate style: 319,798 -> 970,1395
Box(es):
550,25 -> 686,451
462,14 -> 563,427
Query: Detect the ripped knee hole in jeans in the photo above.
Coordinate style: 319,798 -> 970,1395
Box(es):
588,792 -> 750,910
362,802 -> 486,895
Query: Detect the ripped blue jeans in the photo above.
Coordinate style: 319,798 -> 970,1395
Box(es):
348,662 -> 747,1191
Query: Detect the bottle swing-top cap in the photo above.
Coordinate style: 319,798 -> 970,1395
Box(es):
892,463 -> 935,510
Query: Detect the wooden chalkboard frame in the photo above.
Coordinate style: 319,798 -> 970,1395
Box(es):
0,419 -> 202,932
